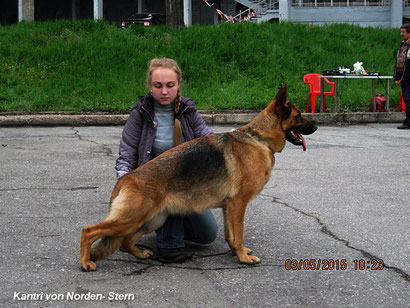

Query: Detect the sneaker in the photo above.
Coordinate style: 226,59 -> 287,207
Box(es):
156,247 -> 193,264
397,124 -> 410,129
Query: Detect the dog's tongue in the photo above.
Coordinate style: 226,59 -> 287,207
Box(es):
293,131 -> 306,151
302,136 -> 306,151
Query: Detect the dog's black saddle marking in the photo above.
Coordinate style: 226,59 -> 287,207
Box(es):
176,140 -> 227,181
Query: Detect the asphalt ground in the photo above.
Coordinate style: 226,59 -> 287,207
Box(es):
0,123 -> 409,307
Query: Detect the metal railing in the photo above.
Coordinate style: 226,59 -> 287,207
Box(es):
243,0 -> 278,13
262,0 -> 279,10
232,0 -> 278,20
232,8 -> 252,21
292,0 -> 391,6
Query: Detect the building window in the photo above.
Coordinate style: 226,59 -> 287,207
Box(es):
292,0 -> 391,6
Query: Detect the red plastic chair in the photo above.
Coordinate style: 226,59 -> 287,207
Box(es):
303,73 -> 335,113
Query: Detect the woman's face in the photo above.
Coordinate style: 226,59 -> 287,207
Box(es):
150,67 -> 180,105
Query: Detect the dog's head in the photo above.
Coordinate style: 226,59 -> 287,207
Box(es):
270,83 -> 317,151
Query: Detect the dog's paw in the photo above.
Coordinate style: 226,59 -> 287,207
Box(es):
231,247 -> 252,256
81,260 -> 97,272
238,254 -> 261,265
138,249 -> 154,259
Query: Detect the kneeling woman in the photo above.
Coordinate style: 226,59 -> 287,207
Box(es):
115,58 -> 218,263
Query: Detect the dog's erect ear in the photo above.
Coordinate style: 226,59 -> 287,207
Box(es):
274,83 -> 288,105
271,83 -> 291,118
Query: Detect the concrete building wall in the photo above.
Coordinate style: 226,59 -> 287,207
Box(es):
291,6 -> 392,27
404,8 -> 410,19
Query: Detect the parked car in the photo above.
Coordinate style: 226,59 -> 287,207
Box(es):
121,13 -> 166,28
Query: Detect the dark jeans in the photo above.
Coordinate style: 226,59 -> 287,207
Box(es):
155,210 -> 218,249
401,82 -> 410,125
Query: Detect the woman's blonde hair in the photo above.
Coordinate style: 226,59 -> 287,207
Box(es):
146,58 -> 183,146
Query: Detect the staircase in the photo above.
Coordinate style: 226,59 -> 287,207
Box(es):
233,0 -> 279,22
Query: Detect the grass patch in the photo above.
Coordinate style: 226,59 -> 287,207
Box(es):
0,19 -> 401,112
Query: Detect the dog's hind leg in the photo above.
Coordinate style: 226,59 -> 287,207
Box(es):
120,211 -> 168,259
224,198 -> 260,264
81,189 -> 166,271
121,230 -> 154,259
80,220 -> 143,272
90,236 -> 124,262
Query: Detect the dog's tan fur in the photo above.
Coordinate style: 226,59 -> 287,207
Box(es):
80,84 -> 317,271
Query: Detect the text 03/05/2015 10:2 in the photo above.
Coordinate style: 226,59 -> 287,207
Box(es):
284,259 -> 384,271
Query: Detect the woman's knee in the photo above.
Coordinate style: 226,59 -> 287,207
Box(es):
198,220 -> 218,244
184,211 -> 218,244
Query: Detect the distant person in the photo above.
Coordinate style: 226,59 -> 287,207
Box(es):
115,58 -> 217,263
394,23 -> 410,129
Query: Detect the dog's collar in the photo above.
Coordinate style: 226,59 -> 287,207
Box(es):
237,128 -> 275,152
239,127 -> 286,154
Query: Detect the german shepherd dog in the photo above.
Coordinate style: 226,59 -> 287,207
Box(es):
80,84 -> 317,271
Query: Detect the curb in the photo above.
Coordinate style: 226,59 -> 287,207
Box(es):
0,111 -> 405,126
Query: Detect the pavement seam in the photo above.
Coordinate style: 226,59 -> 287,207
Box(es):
70,127 -> 114,157
111,258 -> 281,274
268,195 -> 410,283
123,264 -> 156,276
105,249 -> 282,275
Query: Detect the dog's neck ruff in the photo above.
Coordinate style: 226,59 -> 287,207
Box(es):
241,127 -> 283,154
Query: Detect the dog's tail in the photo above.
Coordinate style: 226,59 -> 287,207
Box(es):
90,236 -> 123,261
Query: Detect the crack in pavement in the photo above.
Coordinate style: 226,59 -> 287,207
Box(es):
123,264 -> 156,276
103,250 -> 282,275
115,257 -> 281,276
70,127 -> 114,157
265,195 -> 410,283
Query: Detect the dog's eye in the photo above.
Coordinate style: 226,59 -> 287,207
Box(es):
284,108 -> 291,118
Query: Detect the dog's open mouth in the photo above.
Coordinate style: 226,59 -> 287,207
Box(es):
286,130 -> 307,151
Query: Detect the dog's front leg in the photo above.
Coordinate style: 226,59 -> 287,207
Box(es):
222,206 -> 250,255
224,198 -> 260,264
222,207 -> 234,252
